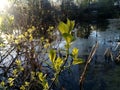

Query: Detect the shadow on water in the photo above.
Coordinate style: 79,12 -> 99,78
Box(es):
55,19 -> 120,90
76,20 -> 109,39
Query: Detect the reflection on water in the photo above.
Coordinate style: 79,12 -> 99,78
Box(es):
0,19 -> 120,90
58,19 -> 120,90
76,20 -> 109,39
76,23 -> 92,39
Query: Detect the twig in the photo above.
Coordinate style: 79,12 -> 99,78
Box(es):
79,42 -> 98,90
4,54 -> 19,76
48,50 -> 69,90
0,46 -> 16,63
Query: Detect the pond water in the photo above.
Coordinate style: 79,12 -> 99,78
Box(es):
0,19 -> 120,90
57,19 -> 120,90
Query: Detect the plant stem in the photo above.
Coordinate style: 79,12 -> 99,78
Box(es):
79,42 -> 98,90
48,47 -> 69,90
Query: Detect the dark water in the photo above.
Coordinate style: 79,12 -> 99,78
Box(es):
0,19 -> 120,90
57,19 -> 120,90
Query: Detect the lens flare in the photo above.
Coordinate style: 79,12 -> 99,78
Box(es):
0,0 -> 9,11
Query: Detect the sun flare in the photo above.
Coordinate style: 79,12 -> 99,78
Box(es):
51,0 -> 57,3
0,0 -> 9,11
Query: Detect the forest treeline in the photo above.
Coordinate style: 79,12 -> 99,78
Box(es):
1,0 -> 119,39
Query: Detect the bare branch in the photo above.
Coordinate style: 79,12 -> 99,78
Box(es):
79,42 -> 98,90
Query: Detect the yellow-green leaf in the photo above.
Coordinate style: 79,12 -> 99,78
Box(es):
70,20 -> 75,31
20,85 -> 25,90
0,81 -> 5,87
9,82 -> 14,86
43,82 -> 49,90
13,69 -> 18,75
25,81 -> 30,86
38,72 -> 44,81
65,44 -> 70,49
49,49 -> 56,63
67,18 -> 75,32
58,22 -> 69,34
15,60 -> 21,65
20,67 -> 24,71
73,58 -> 83,65
54,57 -> 63,71
67,18 -> 71,29
8,78 -> 14,83
62,33 -> 73,43
15,40 -> 20,44
72,48 -> 79,56
29,34 -> 33,41
8,78 -> 14,86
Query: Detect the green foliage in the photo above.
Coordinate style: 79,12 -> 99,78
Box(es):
72,48 -> 84,65
72,47 -> 79,57
0,0 -> 119,89
58,19 -> 75,35
46,19 -> 83,89
58,19 -> 75,50
54,57 -> 63,72
49,49 -> 56,63
0,43 -> 5,47
45,19 -> 84,87
58,22 -> 69,34
0,19 -> 84,90
0,81 -> 5,87
37,72 -> 49,90
8,78 -> 14,86
67,18 -> 75,32
62,33 -> 74,43
0,81 -> 6,90
0,14 -> 14,33
73,58 -> 84,65
58,19 -> 84,66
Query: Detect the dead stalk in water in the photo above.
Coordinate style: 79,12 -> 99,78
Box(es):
79,42 -> 98,90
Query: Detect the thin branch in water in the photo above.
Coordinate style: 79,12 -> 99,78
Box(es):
0,46 -> 16,63
79,42 -> 98,90
4,54 -> 19,76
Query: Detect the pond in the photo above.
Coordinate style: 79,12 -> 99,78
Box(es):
0,19 -> 120,90
57,19 -> 120,90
